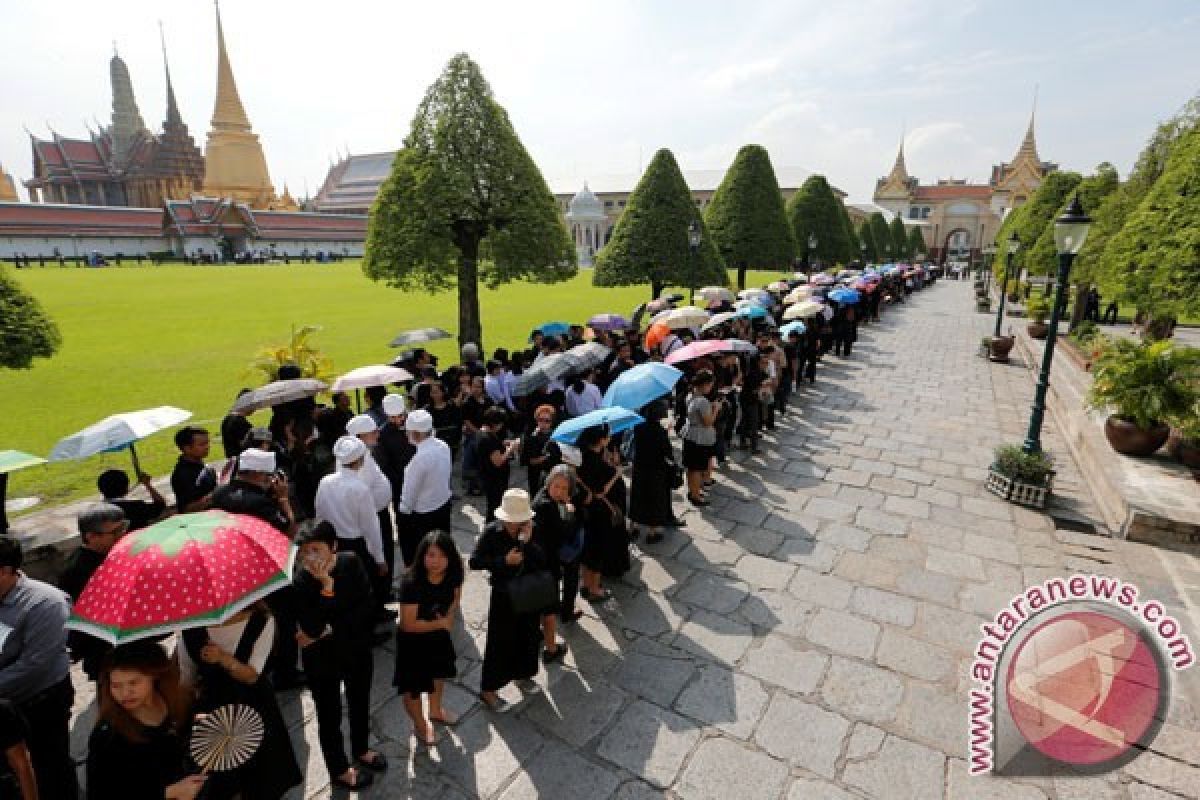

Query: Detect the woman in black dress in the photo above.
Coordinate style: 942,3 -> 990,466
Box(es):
461,376 -> 492,495
178,605 -> 302,800
520,404 -> 558,494
532,465 -> 584,658
628,401 -> 677,543
477,407 -> 519,521
88,642 -> 203,800
575,425 -> 630,602
395,531 -> 464,745
428,381 -> 464,463
469,489 -> 548,712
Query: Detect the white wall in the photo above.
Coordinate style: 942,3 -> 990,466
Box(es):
0,235 -> 161,259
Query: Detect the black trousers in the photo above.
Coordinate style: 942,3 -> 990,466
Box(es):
336,537 -> 381,611
557,561 -> 580,620
18,677 -> 77,800
304,642 -> 373,778
264,587 -> 301,681
396,501 -> 453,567
484,480 -> 506,523
377,508 -> 396,604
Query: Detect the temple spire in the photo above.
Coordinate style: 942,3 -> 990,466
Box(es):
888,133 -> 909,182
1014,87 -> 1040,164
109,45 -> 148,161
210,0 -> 252,132
159,22 -> 183,128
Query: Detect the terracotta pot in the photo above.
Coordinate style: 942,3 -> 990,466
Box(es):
1027,321 -> 1049,339
988,335 -> 1015,363
1103,415 -> 1170,457
1167,429 -> 1200,468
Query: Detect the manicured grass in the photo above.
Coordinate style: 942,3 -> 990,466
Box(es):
4,261 -> 783,509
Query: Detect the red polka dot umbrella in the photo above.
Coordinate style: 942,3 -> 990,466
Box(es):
66,511 -> 296,646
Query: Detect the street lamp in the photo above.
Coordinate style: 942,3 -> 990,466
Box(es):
993,232 -> 1020,337
807,233 -> 818,276
688,220 -> 701,304
1022,195 -> 1090,454
860,242 -> 867,267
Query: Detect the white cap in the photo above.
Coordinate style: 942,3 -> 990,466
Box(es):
557,443 -> 583,467
346,414 -> 378,436
405,409 -> 434,433
333,435 -> 367,466
238,448 -> 276,473
382,394 -> 407,416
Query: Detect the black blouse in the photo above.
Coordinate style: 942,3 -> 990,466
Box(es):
86,718 -> 191,800
468,521 -> 548,587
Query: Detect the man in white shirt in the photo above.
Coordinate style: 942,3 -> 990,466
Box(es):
346,414 -> 398,611
395,410 -> 453,567
565,375 -> 603,417
314,437 -> 388,616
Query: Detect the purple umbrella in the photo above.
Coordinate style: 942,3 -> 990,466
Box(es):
588,313 -> 630,332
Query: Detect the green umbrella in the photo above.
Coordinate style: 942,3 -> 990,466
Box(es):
0,450 -> 46,535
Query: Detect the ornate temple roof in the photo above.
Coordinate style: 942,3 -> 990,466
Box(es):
0,201 -> 161,236
311,151 -> 396,213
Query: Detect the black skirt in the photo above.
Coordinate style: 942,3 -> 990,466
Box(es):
682,440 -> 714,470
394,629 -> 457,697
480,587 -> 542,692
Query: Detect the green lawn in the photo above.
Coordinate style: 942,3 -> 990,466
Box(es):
4,261 -> 782,510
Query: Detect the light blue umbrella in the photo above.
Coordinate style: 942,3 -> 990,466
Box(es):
735,305 -> 769,320
603,363 -> 682,411
828,288 -> 861,304
779,321 -> 807,338
551,407 -> 644,444
534,321 -> 571,339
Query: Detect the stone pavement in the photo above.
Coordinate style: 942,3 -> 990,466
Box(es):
64,280 -> 1200,798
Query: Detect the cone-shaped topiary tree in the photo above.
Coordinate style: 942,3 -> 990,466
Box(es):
704,145 -> 796,289
869,213 -> 893,261
889,215 -> 910,260
858,220 -> 877,263
364,53 -> 575,350
907,225 -> 927,258
997,170 -> 1082,282
594,148 -> 727,298
0,266 -> 60,369
786,175 -> 851,273
839,203 -> 860,263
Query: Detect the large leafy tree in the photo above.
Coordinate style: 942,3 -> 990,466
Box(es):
838,203 -> 861,263
1104,124 -> 1200,333
889,215 -> 910,260
364,54 -> 575,349
907,225 -> 927,258
1,266 -> 60,369
704,145 -> 796,288
996,170 -> 1082,280
593,148 -> 726,298
786,175 -> 851,273
869,213 -> 893,261
858,219 -> 877,263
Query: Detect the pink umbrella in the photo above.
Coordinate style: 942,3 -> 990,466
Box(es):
665,339 -> 756,365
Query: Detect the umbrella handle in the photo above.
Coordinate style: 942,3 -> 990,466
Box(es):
129,443 -> 142,478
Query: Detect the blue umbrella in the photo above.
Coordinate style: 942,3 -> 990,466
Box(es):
779,320 -> 807,338
735,305 -> 769,320
603,362 -> 682,411
534,321 -> 571,339
828,288 -> 861,304
551,407 -> 644,444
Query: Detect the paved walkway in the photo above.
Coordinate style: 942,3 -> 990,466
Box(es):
65,281 -> 1200,798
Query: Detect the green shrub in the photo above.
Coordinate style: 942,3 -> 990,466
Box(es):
1025,294 -> 1051,323
1087,339 -> 1200,429
992,445 -> 1055,486
1069,321 -> 1100,346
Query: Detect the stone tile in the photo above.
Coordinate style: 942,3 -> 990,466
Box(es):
523,672 -> 628,748
735,552 -> 797,590
926,545 -> 988,581
883,494 -> 932,519
804,496 -> 858,522
819,656 -> 904,724
962,495 -> 1014,521
786,777 -> 860,799
869,474 -> 918,497
675,608 -> 754,665
606,638 -> 698,707
962,531 -> 1021,564
763,511 -> 818,539
944,758 -> 1049,799
845,722 -> 887,759
595,700 -> 703,789
806,608 -> 880,659
895,466 -> 937,486
819,523 -> 873,552
755,694 -> 851,779
737,588 -> 813,637
788,568 -> 854,609
725,524 -> 785,557
674,664 -> 768,740
717,498 -> 770,527
497,739 -> 621,800
895,567 -> 963,606
915,602 -> 987,655
610,587 -> 686,637
672,570 -> 751,615
842,734 -> 946,800
1122,750 -> 1200,798
741,635 -> 828,694
826,468 -> 871,487
876,627 -> 955,682
778,539 -> 841,573
917,484 -> 961,509
851,586 -> 918,626
867,535 -> 926,564
677,538 -> 743,570
435,708 -> 547,798
855,508 -> 910,536
834,484 -> 886,509
676,737 -> 790,800
834,550 -> 903,591
895,680 -> 967,754
851,458 -> 896,477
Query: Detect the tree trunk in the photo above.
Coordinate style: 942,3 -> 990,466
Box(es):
1143,314 -> 1177,342
650,280 -> 664,302
1068,283 -> 1087,332
457,239 -> 483,353
737,263 -> 747,290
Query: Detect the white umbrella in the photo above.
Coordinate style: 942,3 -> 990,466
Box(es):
784,286 -> 813,305
567,342 -> 612,370
701,311 -> 737,332
231,379 -> 327,414
783,300 -> 824,320
388,327 -> 452,347
49,405 -> 193,473
331,365 -> 414,392
696,286 -> 734,303
655,306 -> 710,330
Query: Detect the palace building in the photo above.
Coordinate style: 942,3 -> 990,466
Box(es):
872,110 -> 1056,263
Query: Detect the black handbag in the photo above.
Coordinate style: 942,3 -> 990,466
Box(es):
668,462 -> 684,490
506,567 -> 558,615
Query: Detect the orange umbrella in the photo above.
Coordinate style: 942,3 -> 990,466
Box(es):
645,322 -> 671,350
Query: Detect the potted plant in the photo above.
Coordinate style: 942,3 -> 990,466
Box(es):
1025,295 -> 1050,339
976,295 -> 992,312
986,444 -> 1054,508
1167,414 -> 1200,469
980,336 -> 992,358
988,333 -> 1015,362
1087,339 -> 1200,457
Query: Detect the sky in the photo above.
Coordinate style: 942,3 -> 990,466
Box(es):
1,0 -> 1197,204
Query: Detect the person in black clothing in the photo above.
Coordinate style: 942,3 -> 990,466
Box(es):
520,404 -> 557,494
329,391 -> 355,433
739,355 -> 766,453
297,407 -> 345,515
86,642 -> 205,800
801,325 -> 820,384
97,469 -> 166,531
376,395 -> 416,514
170,426 -> 216,512
470,490 -> 548,712
477,407 -> 519,522
460,377 -> 492,495
59,503 -> 127,680
209,450 -> 294,535
428,381 -> 464,463
293,521 -> 386,791
0,699 -> 37,800
532,466 -> 584,650
219,389 -> 253,460
395,531 -> 464,746
575,425 -> 630,601
628,401 -> 677,543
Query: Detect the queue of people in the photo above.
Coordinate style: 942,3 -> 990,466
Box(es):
0,266 -> 932,798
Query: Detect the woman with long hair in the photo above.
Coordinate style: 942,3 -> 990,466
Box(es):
395,531 -> 464,745
576,425 -> 630,601
87,641 -> 205,800
428,381 -> 464,464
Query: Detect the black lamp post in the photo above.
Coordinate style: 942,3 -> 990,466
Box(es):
993,232 -> 1020,337
1022,195 -> 1091,453
806,233 -> 818,277
688,220 -> 701,305
860,242 -> 867,267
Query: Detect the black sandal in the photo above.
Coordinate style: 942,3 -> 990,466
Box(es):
356,752 -> 388,772
334,769 -> 374,790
